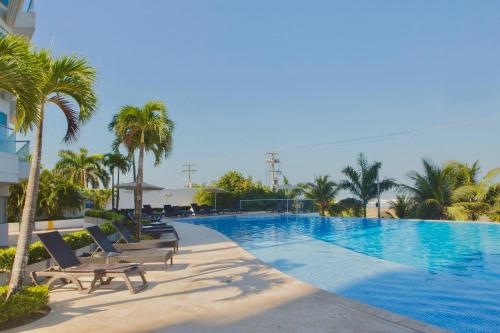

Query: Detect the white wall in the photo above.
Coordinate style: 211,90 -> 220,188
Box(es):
8,218 -> 85,233
0,152 -> 19,183
108,188 -> 201,209
0,184 -> 9,247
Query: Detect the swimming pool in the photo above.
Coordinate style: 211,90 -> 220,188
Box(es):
182,214 -> 500,333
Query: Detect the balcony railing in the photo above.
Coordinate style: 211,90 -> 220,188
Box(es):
0,124 -> 30,161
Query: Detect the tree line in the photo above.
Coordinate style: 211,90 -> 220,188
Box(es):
302,153 -> 500,221
195,153 -> 500,222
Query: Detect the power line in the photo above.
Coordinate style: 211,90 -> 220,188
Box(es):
292,114 -> 500,151
182,162 -> 197,188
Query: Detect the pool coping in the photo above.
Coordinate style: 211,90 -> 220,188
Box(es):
176,220 -> 450,333
178,212 -> 500,225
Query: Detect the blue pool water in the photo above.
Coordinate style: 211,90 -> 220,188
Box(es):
182,214 -> 500,333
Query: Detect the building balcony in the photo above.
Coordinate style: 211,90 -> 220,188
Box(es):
0,0 -> 35,38
0,124 -> 30,182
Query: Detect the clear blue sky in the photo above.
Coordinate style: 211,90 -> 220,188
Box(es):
28,0 -> 500,193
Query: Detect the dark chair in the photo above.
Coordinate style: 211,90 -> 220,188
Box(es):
172,206 -> 190,217
112,221 -> 179,252
126,211 -> 178,236
86,226 -> 173,270
191,203 -> 208,216
163,205 -> 175,218
142,205 -> 162,222
32,231 -> 147,294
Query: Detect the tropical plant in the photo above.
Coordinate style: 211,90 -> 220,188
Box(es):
104,152 -> 131,210
8,49 -> 97,297
7,182 -> 25,222
445,161 -> 500,221
340,153 -> 397,218
0,35 -> 40,129
37,169 -> 84,218
109,101 -> 174,238
330,198 -> 363,217
7,169 -> 84,221
303,175 -> 339,216
444,160 -> 481,188
400,159 -> 454,220
82,188 -> 112,210
55,148 -> 108,188
387,195 -> 416,219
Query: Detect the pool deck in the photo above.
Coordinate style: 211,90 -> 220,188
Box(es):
9,221 -> 448,333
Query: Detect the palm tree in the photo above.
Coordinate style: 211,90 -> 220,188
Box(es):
55,148 -> 108,188
109,101 -> 174,238
387,195 -> 416,218
446,161 -> 500,221
400,159 -> 454,220
340,153 -> 397,218
8,50 -> 97,296
0,35 -> 40,129
444,160 -> 481,188
104,152 -> 131,210
303,175 -> 340,216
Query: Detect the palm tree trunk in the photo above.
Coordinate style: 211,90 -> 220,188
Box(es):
116,171 -> 120,210
134,143 -> 145,240
132,152 -> 137,182
7,110 -> 44,297
111,168 -> 115,210
363,203 -> 367,218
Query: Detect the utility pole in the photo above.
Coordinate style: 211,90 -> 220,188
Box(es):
265,151 -> 281,191
182,162 -> 197,188
377,171 -> 381,219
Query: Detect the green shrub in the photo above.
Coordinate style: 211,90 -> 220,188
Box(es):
84,209 -> 123,222
0,285 -> 49,325
0,222 -> 116,272
0,248 -> 16,272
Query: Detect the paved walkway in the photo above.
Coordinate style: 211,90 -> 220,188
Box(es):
9,222 -> 448,333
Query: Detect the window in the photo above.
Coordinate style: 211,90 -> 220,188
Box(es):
0,112 -> 6,127
0,197 -> 6,225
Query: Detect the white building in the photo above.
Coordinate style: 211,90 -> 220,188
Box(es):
0,0 -> 35,247
106,189 -> 200,210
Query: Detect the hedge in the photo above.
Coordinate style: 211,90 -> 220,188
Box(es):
84,209 -> 124,221
0,222 -> 116,272
0,285 -> 49,325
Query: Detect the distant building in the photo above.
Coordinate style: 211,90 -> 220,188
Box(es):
0,0 -> 35,246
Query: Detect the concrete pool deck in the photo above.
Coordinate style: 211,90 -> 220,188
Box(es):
9,221 -> 448,333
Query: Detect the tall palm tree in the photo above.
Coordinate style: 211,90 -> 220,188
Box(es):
0,35 -> 40,129
55,148 -> 108,188
340,153 -> 397,218
400,159 -> 454,220
109,101 -> 174,238
303,175 -> 339,216
104,152 -> 131,210
8,50 -> 97,296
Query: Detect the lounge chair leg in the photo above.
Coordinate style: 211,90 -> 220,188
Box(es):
120,273 -> 135,294
45,274 -> 86,293
121,272 -> 147,294
139,271 -> 147,285
88,276 -> 99,294
30,271 -> 40,286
